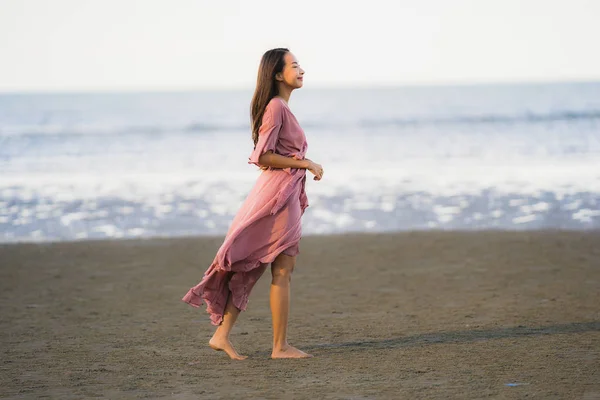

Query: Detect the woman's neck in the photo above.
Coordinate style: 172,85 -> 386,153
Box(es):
276,84 -> 292,104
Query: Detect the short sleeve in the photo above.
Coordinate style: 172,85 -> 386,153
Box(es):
248,100 -> 284,167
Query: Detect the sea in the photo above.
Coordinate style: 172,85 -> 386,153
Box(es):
1,82 -> 599,243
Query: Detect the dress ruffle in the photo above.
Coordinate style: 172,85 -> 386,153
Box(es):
181,169 -> 307,326
181,239 -> 300,325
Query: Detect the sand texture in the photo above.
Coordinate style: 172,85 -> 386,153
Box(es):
1,230 -> 599,399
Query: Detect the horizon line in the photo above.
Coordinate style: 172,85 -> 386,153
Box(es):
1,77 -> 599,95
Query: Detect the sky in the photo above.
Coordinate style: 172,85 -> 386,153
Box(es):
1,0 -> 599,92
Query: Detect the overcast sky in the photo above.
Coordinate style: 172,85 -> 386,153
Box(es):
1,0 -> 599,92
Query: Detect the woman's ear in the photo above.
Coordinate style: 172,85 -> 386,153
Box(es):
275,72 -> 283,82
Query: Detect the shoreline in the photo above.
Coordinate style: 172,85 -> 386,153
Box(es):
2,227 -> 600,247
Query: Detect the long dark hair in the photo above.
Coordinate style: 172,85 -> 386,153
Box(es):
250,48 -> 289,146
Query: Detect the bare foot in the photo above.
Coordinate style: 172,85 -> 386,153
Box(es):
271,344 -> 313,359
208,336 -> 247,360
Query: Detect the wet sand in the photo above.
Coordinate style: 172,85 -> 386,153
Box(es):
1,230 -> 599,399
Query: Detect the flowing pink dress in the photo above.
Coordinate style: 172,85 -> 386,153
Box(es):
181,97 -> 309,325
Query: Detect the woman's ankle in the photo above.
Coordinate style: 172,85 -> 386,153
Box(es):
212,329 -> 230,340
272,341 -> 289,350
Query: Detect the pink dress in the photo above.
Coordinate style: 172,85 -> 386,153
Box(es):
181,97 -> 309,325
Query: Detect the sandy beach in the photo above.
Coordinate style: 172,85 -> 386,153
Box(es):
0,230 -> 599,399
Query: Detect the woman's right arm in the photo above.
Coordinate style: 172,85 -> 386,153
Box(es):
258,151 -> 324,180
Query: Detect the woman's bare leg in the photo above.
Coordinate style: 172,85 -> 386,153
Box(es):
209,290 -> 247,360
270,253 -> 313,359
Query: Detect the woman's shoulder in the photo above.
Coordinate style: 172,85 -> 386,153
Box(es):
265,97 -> 289,122
266,96 -> 287,112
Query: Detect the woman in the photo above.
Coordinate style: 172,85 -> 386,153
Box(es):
181,48 -> 324,360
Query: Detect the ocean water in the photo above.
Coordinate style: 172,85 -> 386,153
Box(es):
1,82 -> 599,243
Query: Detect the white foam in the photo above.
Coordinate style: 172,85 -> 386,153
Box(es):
127,228 -> 145,236
564,200 -> 582,210
93,225 -> 118,236
365,220 -> 376,229
60,212 -> 86,225
520,202 -> 550,214
2,156 -> 599,211
433,205 -> 462,223
311,209 -> 337,222
513,215 -> 537,224
531,202 -> 550,212
31,230 -> 44,238
335,213 -> 355,228
433,205 -> 462,215
438,214 -> 455,223
352,199 -> 378,211
380,195 -> 396,212
312,209 -> 355,228
209,204 -> 230,216
572,209 -> 600,223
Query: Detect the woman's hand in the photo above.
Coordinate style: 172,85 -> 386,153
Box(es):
307,160 -> 324,181
292,155 -> 323,180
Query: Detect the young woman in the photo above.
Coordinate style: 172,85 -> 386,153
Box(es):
181,48 -> 324,360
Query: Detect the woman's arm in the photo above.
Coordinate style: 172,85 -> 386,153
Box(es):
258,151 -> 324,180
258,151 -> 309,169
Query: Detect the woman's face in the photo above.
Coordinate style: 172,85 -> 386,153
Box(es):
277,52 -> 305,89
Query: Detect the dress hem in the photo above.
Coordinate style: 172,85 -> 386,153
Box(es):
181,240 -> 301,326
